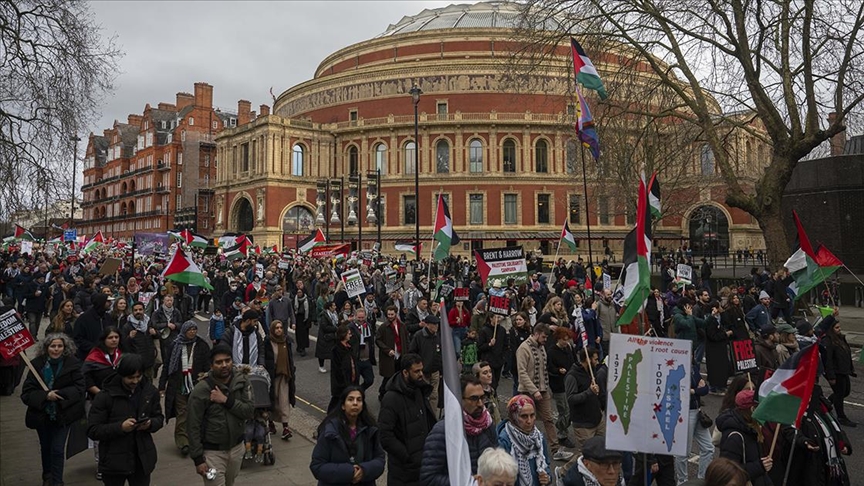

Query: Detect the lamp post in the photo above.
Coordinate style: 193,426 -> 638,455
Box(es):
409,83 -> 422,263
366,169 -> 381,256
348,172 -> 361,251
316,180 -> 328,240
70,135 -> 81,226
329,178 -> 344,242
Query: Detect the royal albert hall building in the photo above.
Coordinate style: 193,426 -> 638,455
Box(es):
213,1 -> 767,258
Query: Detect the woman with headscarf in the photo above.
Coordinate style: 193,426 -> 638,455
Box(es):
161,320 -> 210,456
294,287 -> 311,357
21,333 -> 86,486
268,320 -> 297,441
496,395 -> 551,485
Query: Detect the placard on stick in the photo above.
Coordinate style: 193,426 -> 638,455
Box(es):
98,257 -> 122,276
0,309 -> 46,390
341,269 -> 365,299
488,296 -> 510,316
454,288 -> 470,302
731,339 -> 758,373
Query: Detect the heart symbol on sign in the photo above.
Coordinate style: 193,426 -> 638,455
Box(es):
609,414 -> 618,423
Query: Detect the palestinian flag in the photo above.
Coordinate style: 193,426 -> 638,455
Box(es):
617,175 -> 652,325
47,236 -> 62,245
432,194 -> 460,261
14,224 -> 35,241
82,231 -> 106,254
784,211 -> 842,300
437,301 -> 477,485
298,228 -> 327,253
575,87 -> 601,161
394,241 -> 421,256
262,245 -> 278,255
584,273 -> 593,296
647,173 -> 661,219
559,220 -> 577,252
180,229 -> 209,248
162,247 -> 214,290
753,343 -> 819,427
223,234 -> 251,260
570,38 -> 608,100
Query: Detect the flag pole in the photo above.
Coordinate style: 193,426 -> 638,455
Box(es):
842,264 -> 864,287
767,422 -> 780,457
426,192 -> 442,293
549,222 -> 563,287
782,428 -> 798,486
579,145 -> 595,279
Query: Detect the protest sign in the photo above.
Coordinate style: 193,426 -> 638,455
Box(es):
20,240 -> 33,255
605,333 -> 691,456
134,233 -> 169,256
311,243 -> 351,259
384,268 -> 399,293
603,273 -> 612,291
138,292 -> 155,306
454,288 -> 470,302
488,295 -> 510,316
341,269 -> 365,299
98,257 -> 122,276
256,263 -> 264,279
730,339 -> 758,373
0,309 -> 46,390
474,246 -> 528,288
676,264 -> 692,284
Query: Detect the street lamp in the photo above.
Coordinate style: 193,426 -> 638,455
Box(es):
348,172 -> 362,251
367,169 -> 381,260
316,180 -> 329,240
409,83 -> 422,263
329,178 -> 344,242
70,135 -> 81,225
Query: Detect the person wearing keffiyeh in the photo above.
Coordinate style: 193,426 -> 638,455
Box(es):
161,320 -> 211,456
497,395 -> 552,485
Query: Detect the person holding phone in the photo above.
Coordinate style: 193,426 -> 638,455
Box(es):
87,353 -> 164,486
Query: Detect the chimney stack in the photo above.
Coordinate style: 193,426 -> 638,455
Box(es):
828,112 -> 847,156
176,92 -> 195,110
194,82 -> 213,108
158,102 -> 176,111
237,100 -> 252,125
127,114 -> 143,127
259,104 -> 270,117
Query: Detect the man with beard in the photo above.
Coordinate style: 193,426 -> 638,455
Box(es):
420,374 -> 499,484
378,353 -> 436,486
87,354 -> 164,486
186,345 -> 254,486
404,296 -> 429,338
121,302 -> 158,380
348,307 -> 376,392
375,306 -> 408,402
152,294 -> 183,387
596,289 -> 617,358
408,315 -> 442,410
73,293 -> 113,360
220,310 -> 266,368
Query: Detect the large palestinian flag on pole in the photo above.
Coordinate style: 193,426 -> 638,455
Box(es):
647,174 -> 661,219
784,211 -> 842,300
570,38 -> 608,100
753,343 -> 819,427
298,228 -> 327,254
432,194 -> 460,261
82,231 -> 106,254
617,174 -> 652,325
162,247 -> 214,290
394,241 -> 421,256
180,229 -> 209,248
560,220 -> 577,252
14,224 -> 35,241
438,301 -> 477,485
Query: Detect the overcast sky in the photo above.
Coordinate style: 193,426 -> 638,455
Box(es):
87,0 -> 467,134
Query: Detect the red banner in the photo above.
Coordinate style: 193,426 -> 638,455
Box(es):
0,309 -> 35,359
310,243 -> 351,259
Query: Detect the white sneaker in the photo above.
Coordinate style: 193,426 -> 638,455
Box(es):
318,366 -> 327,373
552,450 -> 574,461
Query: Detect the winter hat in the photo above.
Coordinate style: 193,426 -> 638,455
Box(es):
492,279 -> 502,289
759,324 -> 777,337
759,290 -> 770,300
567,279 -> 578,289
735,389 -> 756,410
796,320 -> 813,336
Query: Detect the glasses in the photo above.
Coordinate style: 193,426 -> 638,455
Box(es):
463,395 -> 484,403
590,460 -> 622,470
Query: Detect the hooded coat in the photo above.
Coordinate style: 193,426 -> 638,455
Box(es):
715,408 -> 771,486
377,371 -> 436,486
73,293 -> 111,360
310,417 -> 386,486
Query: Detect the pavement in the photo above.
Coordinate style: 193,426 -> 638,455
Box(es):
4,301 -> 864,486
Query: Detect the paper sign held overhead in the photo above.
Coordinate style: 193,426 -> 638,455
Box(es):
0,309 -> 35,360
341,269 -> 365,299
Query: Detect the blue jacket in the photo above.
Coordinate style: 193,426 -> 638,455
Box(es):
745,304 -> 770,331
496,420 -> 551,486
420,416 -> 499,485
309,417 -> 385,486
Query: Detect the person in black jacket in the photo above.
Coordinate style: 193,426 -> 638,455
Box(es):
408,314 -> 442,410
560,347 -> 603,478
21,333 -> 86,486
822,319 -> 857,427
377,353 -> 436,486
161,321 -> 211,456
548,326 -> 576,448
716,389 -> 773,486
704,301 -> 733,393
329,325 -> 359,413
478,313 -> 508,393
310,386 -> 385,486
87,353 -> 164,486
24,272 -> 49,339
120,302 -> 158,380
347,308 -> 376,392
73,293 -> 112,360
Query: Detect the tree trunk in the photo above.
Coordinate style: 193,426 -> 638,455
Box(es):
754,205 -> 791,269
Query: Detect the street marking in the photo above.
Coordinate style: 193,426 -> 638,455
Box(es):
845,400 -> 864,408
287,327 -> 317,343
296,395 -> 327,415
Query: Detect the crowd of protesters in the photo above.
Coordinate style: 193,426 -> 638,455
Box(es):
0,242 -> 856,486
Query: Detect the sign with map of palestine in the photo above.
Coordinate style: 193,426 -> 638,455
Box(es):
605,333 -> 692,456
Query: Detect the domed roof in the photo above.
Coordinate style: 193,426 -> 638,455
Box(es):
376,1 -> 567,37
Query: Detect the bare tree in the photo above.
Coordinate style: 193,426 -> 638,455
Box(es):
0,0 -> 121,219
515,0 -> 864,263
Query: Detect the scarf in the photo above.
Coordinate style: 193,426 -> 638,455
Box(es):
269,329 -> 291,379
576,456 -> 626,486
356,320 -> 372,346
168,321 -> 198,377
527,337 -> 549,392
505,421 -> 548,486
233,324 -> 258,365
128,314 -> 150,332
42,357 -> 63,421
391,320 -> 402,357
463,408 -> 492,436
294,295 -> 308,318
162,305 -> 175,322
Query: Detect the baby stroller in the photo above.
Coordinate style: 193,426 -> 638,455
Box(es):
244,371 -> 275,466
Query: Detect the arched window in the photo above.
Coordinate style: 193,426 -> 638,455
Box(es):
746,140 -> 753,167
120,202 -> 127,215
128,201 -> 135,214
700,144 -> 715,175
282,206 -> 315,233
374,143 -> 387,175
469,139 -> 483,173
436,139 -> 450,173
348,146 -> 359,174
129,179 -> 135,191
404,141 -> 416,175
535,139 -> 548,173
502,139 -> 516,173
292,144 -> 304,176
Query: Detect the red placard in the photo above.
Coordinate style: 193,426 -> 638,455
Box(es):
0,309 -> 35,360
488,296 -> 511,316
454,288 -> 470,302
731,339 -> 758,373
310,243 -> 351,259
